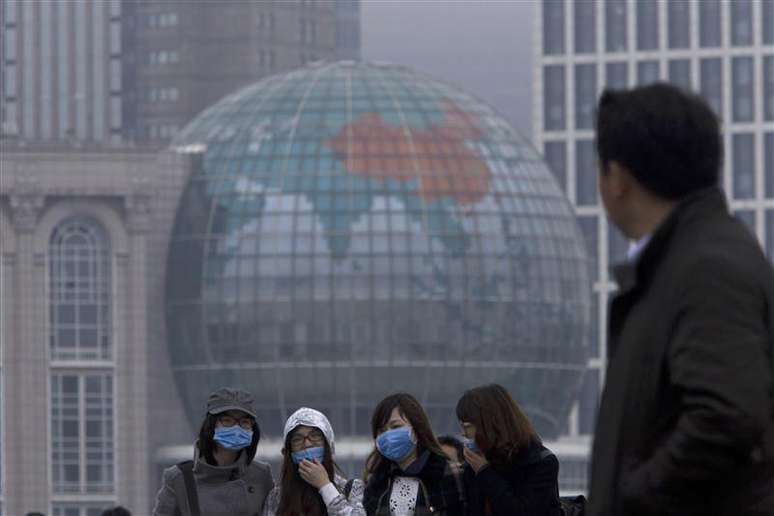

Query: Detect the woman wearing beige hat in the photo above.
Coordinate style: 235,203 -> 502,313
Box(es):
263,407 -> 365,516
152,387 -> 275,516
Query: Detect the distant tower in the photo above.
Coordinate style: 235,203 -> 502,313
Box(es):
0,0 -> 361,144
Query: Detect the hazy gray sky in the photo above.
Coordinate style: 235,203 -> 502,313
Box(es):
362,0 -> 537,141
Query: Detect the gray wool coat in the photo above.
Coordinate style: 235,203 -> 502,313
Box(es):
152,448 -> 274,516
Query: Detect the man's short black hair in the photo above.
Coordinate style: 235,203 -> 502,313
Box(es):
101,507 -> 131,516
595,82 -> 722,200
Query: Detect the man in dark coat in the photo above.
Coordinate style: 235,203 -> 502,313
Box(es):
587,83 -> 774,515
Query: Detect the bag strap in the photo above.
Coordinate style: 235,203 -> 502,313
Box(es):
343,478 -> 355,498
178,460 -> 201,516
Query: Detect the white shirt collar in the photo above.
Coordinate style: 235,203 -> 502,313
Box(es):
626,234 -> 651,262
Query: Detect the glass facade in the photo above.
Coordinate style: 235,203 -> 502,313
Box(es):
732,134 -> 755,200
768,210 -> 774,260
52,504 -> 112,516
699,0 -> 722,48
765,0 -> 774,45
668,59 -> 691,91
730,0 -> 753,47
49,218 -> 112,361
167,62 -> 592,440
734,210 -> 755,237
732,57 -> 754,122
605,0 -> 627,52
700,58 -> 723,117
577,216 -> 598,283
575,140 -> 597,206
544,65 -> 566,131
667,0 -> 690,49
767,133 -> 774,199
575,64 -> 596,130
636,0 -> 659,51
574,0 -> 596,54
578,366 -> 599,434
51,374 -> 114,495
544,141 -> 567,192
605,62 -> 628,89
637,60 -> 660,86
765,56 -> 774,122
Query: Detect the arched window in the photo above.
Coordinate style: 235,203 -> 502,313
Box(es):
50,216 -> 111,361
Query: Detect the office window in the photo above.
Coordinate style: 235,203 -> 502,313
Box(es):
544,141 -> 567,191
637,60 -> 659,86
544,65 -> 566,131
578,216 -> 599,282
51,374 -> 114,494
3,27 -> 15,60
732,57 -> 754,122
732,134 -> 755,200
110,23 -> 121,54
3,65 -> 15,97
579,367 -> 600,434
668,59 -> 691,91
53,505 -> 111,516
110,97 -> 121,130
764,56 -> 774,122
765,0 -> 774,45
574,0 -> 596,54
605,0 -> 627,52
605,62 -> 628,89
700,58 -> 723,117
734,210 -> 755,237
765,133 -> 773,198
109,0 -> 121,18
576,140 -> 598,206
110,60 -> 121,92
575,64 -> 597,130
57,0 -> 69,138
543,1 -> 565,55
50,217 -> 112,361
636,0 -> 659,50
767,210 -> 774,260
731,0 -> 753,46
668,0 -> 691,49
3,0 -> 17,24
699,0 -> 722,47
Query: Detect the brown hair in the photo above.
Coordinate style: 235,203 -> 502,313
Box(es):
455,384 -> 539,468
277,428 -> 342,516
365,393 -> 445,478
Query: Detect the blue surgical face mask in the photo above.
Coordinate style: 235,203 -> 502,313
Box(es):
291,446 -> 325,465
214,426 -> 253,450
376,426 -> 415,462
462,437 -> 480,454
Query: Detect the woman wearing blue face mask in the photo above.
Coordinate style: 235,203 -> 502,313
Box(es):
263,407 -> 365,516
457,384 -> 561,516
363,393 -> 467,516
152,387 -> 275,516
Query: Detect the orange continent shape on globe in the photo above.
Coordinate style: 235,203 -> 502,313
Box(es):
324,100 -> 492,206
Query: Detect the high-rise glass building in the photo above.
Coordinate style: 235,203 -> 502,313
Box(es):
0,0 -> 360,143
536,0 -> 774,444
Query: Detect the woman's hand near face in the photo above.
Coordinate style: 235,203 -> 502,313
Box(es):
463,446 -> 489,474
298,459 -> 331,489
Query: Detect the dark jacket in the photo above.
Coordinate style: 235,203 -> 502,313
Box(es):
363,451 -> 467,516
588,188 -> 774,516
465,441 -> 561,516
152,447 -> 274,516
